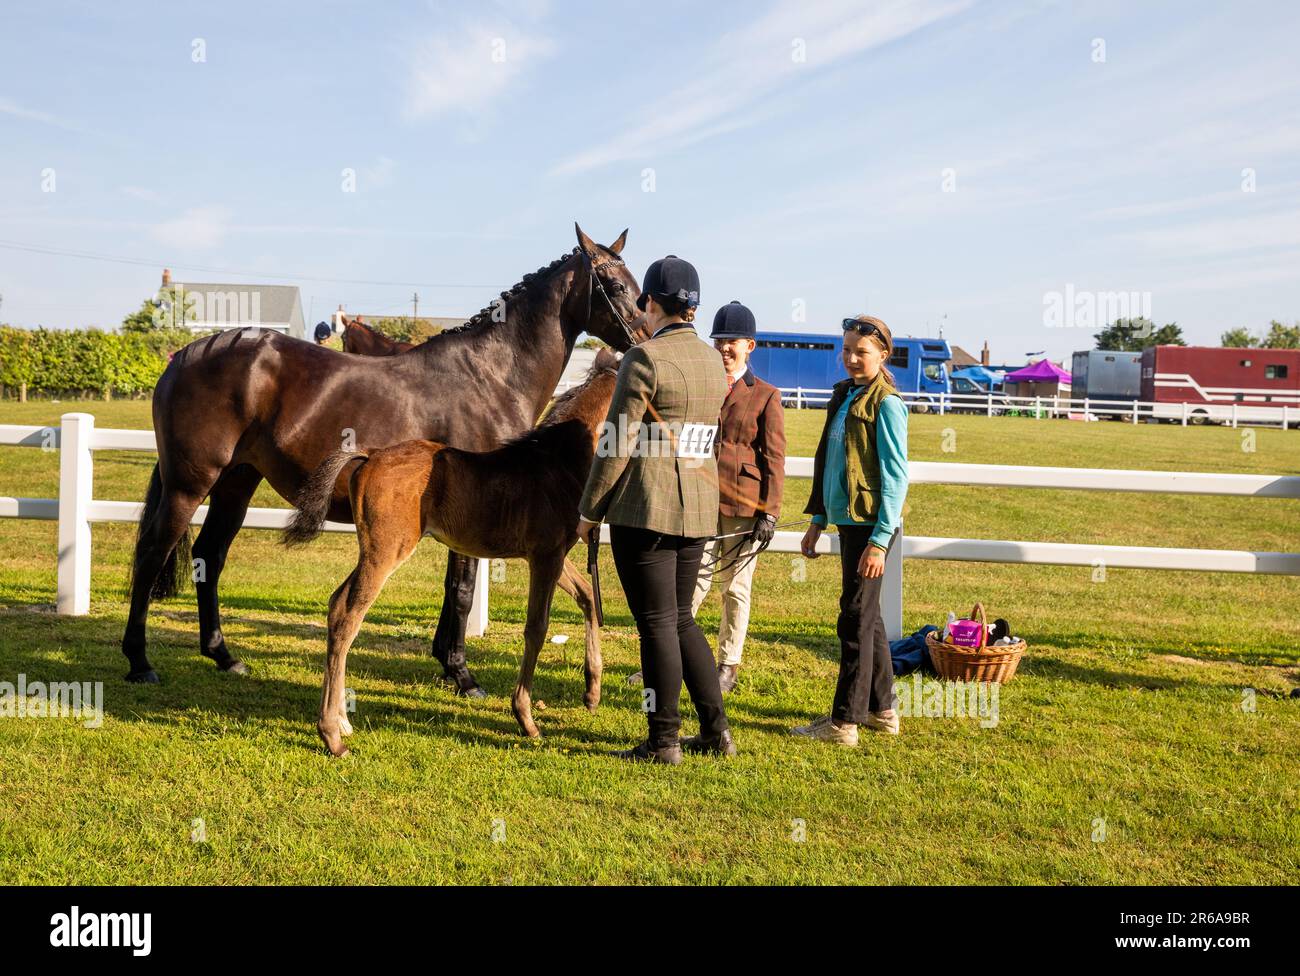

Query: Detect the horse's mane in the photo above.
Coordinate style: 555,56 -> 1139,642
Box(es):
434,247 -> 585,339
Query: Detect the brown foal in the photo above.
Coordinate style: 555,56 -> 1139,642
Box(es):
286,348 -> 622,755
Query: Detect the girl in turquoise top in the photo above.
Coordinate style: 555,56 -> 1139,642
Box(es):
792,315 -> 909,745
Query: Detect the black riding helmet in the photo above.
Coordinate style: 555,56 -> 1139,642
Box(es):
636,254 -> 701,313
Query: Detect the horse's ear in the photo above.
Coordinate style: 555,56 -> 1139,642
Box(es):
574,222 -> 598,257
608,228 -> 628,255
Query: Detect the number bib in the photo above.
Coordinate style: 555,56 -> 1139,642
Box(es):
676,423 -> 718,459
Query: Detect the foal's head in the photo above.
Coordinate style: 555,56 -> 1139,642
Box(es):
544,347 -> 622,434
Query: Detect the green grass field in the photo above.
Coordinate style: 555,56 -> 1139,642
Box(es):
1,399 -> 1297,884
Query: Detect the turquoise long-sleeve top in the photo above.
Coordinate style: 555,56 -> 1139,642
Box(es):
811,387 -> 909,550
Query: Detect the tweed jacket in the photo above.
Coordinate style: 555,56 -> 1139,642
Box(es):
579,323 -> 728,537
716,366 -> 786,519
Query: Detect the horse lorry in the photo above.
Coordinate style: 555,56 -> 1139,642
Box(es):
748,331 -> 952,409
1139,344 -> 1300,426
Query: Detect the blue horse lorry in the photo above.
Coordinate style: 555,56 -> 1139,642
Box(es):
747,331 -> 954,406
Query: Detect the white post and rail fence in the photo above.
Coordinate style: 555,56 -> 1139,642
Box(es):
772,387 -> 1297,428
3,413 -> 1298,641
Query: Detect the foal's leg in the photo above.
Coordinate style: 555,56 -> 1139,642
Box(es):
557,557 -> 602,712
192,464 -> 261,675
512,550 -> 566,738
319,523 -> 420,757
431,552 -> 485,698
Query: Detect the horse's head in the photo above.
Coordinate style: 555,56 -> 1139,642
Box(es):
569,223 -> 648,351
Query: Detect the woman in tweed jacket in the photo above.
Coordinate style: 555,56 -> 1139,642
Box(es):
577,255 -> 733,765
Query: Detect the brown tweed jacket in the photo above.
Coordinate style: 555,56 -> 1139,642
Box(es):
716,366 -> 786,519
578,323 -> 728,537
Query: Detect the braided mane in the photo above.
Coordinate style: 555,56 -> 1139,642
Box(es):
437,246 -> 583,337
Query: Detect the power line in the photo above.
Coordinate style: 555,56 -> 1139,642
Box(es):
0,238 -> 500,290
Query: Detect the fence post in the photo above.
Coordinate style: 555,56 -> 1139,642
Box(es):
1131,400 -> 1138,424
881,522 -> 903,642
57,412 -> 94,615
1232,402 -> 1238,428
1284,404 -> 1290,430
1035,396 -> 1041,419
1182,401 -> 1188,426
466,559 -> 489,637
939,392 -> 946,415
1084,396 -> 1089,419
986,392 -> 993,417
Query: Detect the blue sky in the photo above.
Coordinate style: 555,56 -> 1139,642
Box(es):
2,0 -> 1298,362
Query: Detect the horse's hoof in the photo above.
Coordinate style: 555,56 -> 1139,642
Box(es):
125,669 -> 159,684
220,659 -> 251,676
447,671 -> 486,698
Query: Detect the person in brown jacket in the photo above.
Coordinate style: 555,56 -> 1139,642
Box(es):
693,300 -> 786,693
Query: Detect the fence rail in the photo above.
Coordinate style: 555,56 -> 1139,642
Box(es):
778,387 -> 1297,429
3,413 -> 1298,642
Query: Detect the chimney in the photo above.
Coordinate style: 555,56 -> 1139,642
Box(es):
161,268 -> 172,287
981,340 -> 990,366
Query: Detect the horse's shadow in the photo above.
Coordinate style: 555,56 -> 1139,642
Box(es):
0,608 -> 633,753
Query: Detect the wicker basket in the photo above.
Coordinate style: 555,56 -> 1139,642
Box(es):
925,602 -> 1026,683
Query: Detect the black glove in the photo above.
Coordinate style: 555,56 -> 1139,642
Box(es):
749,513 -> 777,547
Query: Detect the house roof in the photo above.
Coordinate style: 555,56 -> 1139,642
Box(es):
173,281 -> 303,326
948,344 -> 980,368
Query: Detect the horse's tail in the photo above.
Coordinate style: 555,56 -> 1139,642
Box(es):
128,463 -> 191,599
283,450 -> 368,547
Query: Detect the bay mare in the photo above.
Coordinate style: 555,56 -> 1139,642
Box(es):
123,225 -> 642,697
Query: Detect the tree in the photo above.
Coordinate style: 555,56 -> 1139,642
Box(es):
370,317 -> 443,343
1261,319 -> 1300,349
122,285 -> 196,333
1220,327 -> 1257,348
1218,319 -> 1299,349
1093,318 -> 1185,351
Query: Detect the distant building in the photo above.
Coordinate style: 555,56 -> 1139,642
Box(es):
161,268 -> 306,339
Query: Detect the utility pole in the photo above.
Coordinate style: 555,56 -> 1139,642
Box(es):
411,292 -> 419,331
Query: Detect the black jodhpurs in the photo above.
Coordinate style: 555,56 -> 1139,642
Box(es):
831,525 -> 899,724
610,523 -> 729,748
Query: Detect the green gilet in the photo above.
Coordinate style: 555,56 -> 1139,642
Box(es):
843,370 -> 892,522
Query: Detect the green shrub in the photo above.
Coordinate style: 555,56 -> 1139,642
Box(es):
0,326 -> 195,399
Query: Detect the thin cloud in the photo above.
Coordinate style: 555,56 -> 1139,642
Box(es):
550,0 -> 973,175
150,207 -> 231,250
403,18 -> 556,119
0,95 -> 82,132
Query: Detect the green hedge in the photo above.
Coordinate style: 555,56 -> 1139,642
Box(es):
0,326 -> 195,399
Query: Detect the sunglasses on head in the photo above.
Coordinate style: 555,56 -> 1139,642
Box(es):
842,318 -> 884,340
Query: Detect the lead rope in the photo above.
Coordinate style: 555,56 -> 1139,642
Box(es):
695,517 -> 813,584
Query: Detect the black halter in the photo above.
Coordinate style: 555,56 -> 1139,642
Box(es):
583,252 -> 640,348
